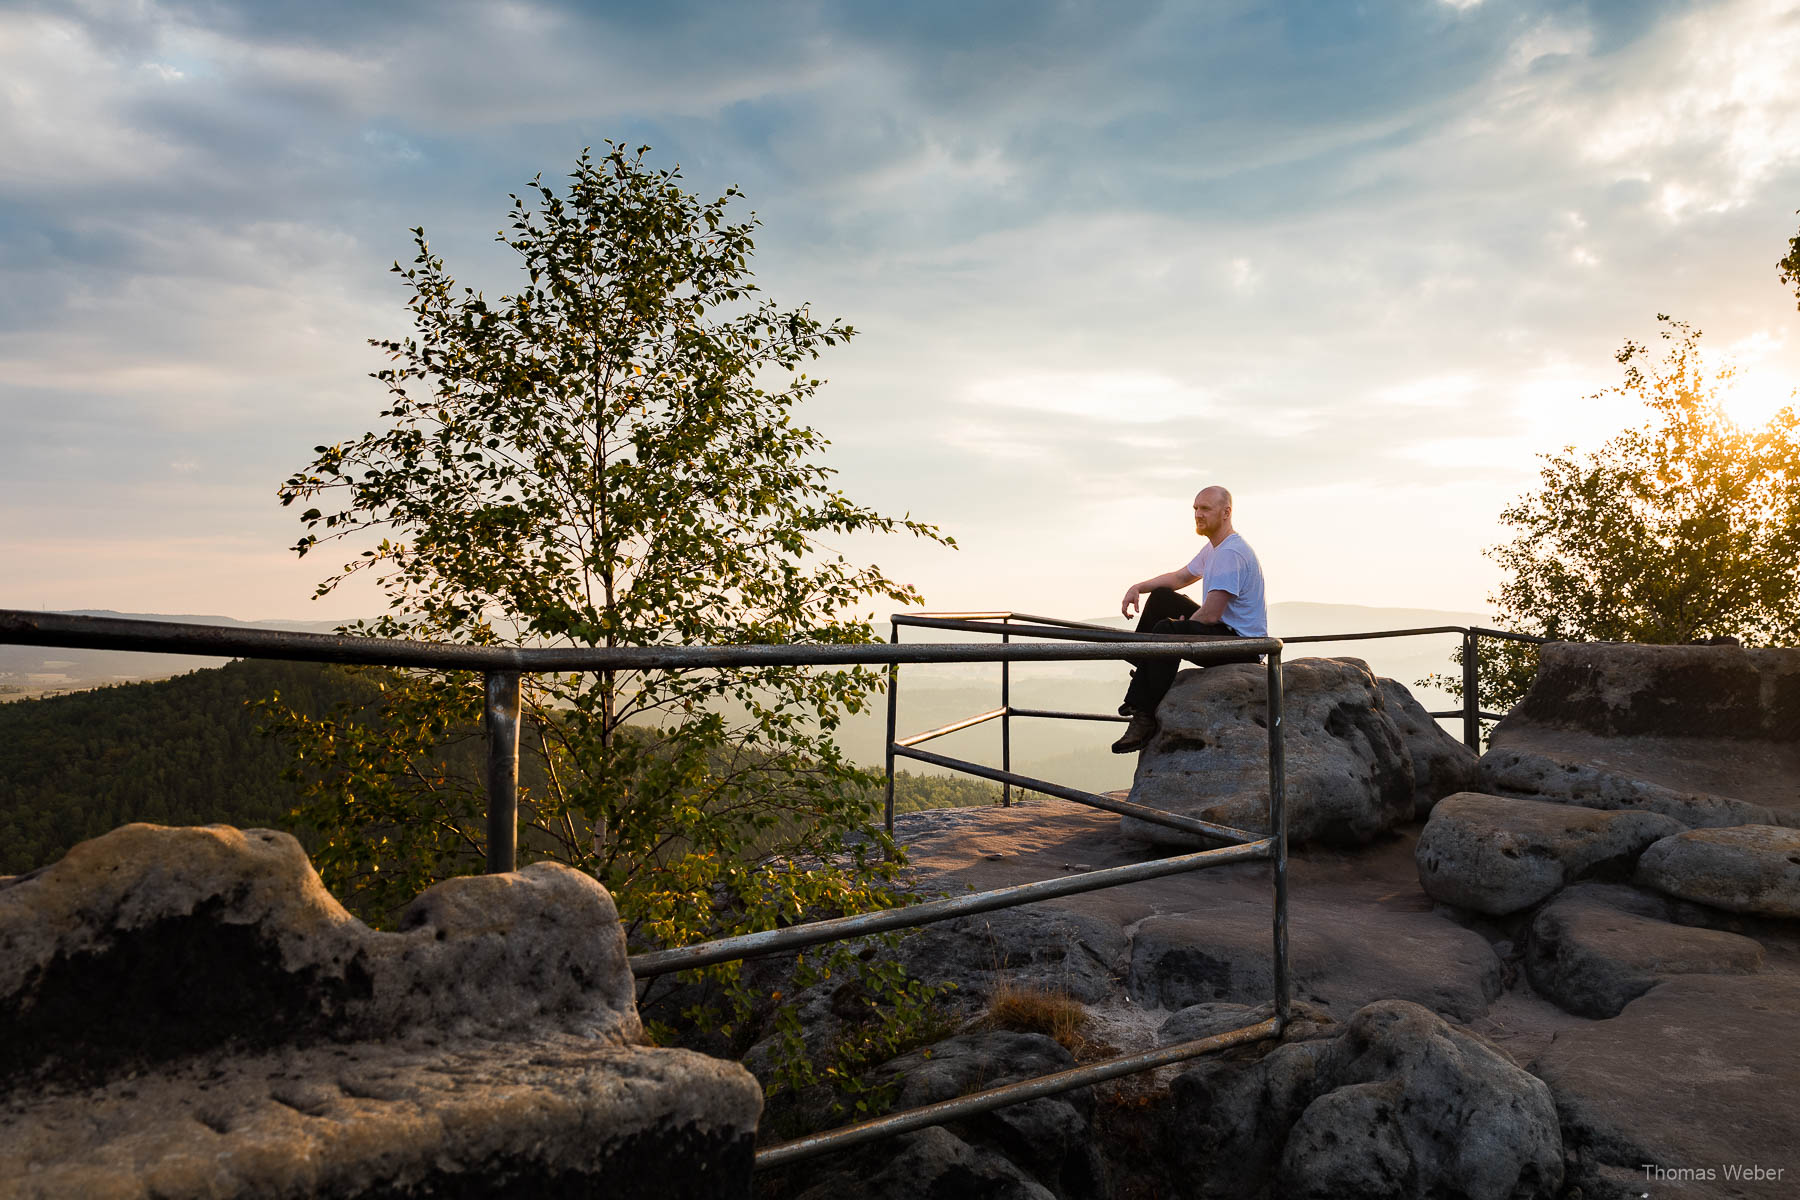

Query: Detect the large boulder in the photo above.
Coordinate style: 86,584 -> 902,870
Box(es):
1523,883 -> 1764,1018
1124,658 -> 1421,848
1376,676 -> 1479,818
895,907 -> 1129,1007
0,824 -> 762,1199
1415,792 -> 1682,915
1531,974 -> 1800,1199
775,1032 -> 1100,1200
1127,902 -> 1502,1022
1636,825 -> 1800,917
1163,999 -> 1562,1200
1479,642 -> 1800,830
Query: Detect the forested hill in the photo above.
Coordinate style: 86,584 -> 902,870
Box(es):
0,660 -> 1000,877
0,660 -> 384,876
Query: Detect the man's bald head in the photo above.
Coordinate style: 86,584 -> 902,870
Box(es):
1196,485 -> 1232,510
1192,486 -> 1234,543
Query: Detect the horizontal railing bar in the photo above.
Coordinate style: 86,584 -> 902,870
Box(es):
0,610 -> 1279,672
1479,710 -> 1507,721
1425,710 -> 1509,722
627,837 -> 1271,978
893,615 -> 1142,641
1468,626 -> 1549,644
1006,706 -> 1130,724
755,1015 -> 1283,1170
895,707 -> 1006,748
893,744 -> 1261,844
891,615 -> 1247,646
1281,625 -> 1468,643
897,611 -> 1121,633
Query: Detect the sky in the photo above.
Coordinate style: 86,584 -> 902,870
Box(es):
4,0 -> 1800,625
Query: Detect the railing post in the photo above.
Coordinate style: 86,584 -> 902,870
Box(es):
1267,648 -> 1289,1029
1001,617 -> 1011,808
1461,630 -> 1480,752
884,622 -> 899,838
484,671 -> 521,874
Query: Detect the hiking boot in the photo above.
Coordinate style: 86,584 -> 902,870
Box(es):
1110,711 -> 1158,754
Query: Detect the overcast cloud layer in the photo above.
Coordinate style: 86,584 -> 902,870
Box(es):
4,0 -> 1800,621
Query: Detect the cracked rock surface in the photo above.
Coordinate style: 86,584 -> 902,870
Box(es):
1415,791 -> 1681,915
0,824 -> 762,1199
1125,658 -> 1441,847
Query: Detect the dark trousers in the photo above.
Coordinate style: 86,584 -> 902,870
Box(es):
1121,587 -> 1240,715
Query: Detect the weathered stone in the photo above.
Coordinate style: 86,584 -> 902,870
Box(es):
1127,902 -> 1502,1022
1479,642 -> 1800,830
1478,741 -> 1795,829
1531,975 -> 1800,1200
1637,825 -> 1800,917
895,907 -> 1129,1006
1415,792 -> 1682,915
1376,676 -> 1479,818
1524,884 -> 1764,1018
1158,999 -> 1336,1046
0,1038 -> 759,1200
789,1126 -> 1057,1200
1501,641 -> 1800,740
1164,1000 -> 1561,1200
1124,658 -> 1415,848
0,824 -> 762,1199
872,1032 -> 1101,1200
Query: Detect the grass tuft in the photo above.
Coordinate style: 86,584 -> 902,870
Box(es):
983,980 -> 1089,1052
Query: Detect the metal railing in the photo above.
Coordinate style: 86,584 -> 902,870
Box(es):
884,614 -> 1546,817
0,607 -> 1292,1172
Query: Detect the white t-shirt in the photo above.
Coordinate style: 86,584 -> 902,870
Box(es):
1185,533 -> 1268,638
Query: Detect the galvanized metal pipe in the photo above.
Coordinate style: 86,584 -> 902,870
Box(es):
755,1015 -> 1283,1170
1462,630 -> 1480,752
894,707 -> 1006,749
0,609 -> 1278,671
1281,624 -> 1469,644
1266,650 -> 1289,1028
483,671 -> 522,875
1006,706 -> 1129,724
893,744 -> 1261,844
884,623 -> 899,838
898,611 -> 1119,632
1000,619 -> 1011,808
627,837 -> 1270,978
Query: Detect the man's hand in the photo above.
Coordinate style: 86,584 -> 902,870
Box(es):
1121,583 -> 1144,618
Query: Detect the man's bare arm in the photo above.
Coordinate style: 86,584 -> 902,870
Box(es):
1121,566 -> 1201,617
1196,588 -> 1232,625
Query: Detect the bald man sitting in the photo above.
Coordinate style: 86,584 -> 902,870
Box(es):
1112,486 -> 1268,753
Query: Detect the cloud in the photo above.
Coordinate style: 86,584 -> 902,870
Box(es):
5,0 -> 1800,619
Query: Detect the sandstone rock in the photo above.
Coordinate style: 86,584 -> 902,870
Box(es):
789,1126 -> 1057,1200
1414,792 -> 1682,915
895,907 -> 1129,1007
1531,975 -> 1800,1200
1124,658 -> 1416,848
1478,742 -> 1794,829
1636,825 -> 1800,917
1500,641 -> 1800,740
0,824 -> 762,1199
1127,902 -> 1502,1022
1479,642 -> 1800,830
856,1032 -> 1101,1200
1158,999 -> 1336,1046
1524,884 -> 1764,1018
1376,676 -> 1479,818
1164,1000 -> 1561,1199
